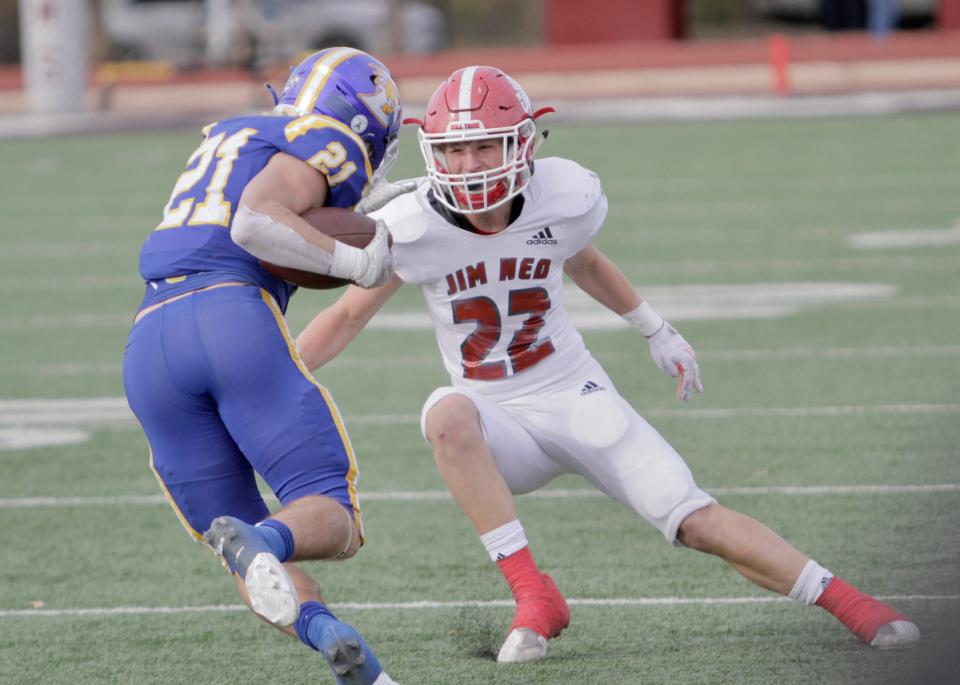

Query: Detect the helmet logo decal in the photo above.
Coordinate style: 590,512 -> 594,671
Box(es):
350,114 -> 368,133
280,72 -> 301,100
503,74 -> 532,115
358,64 -> 400,130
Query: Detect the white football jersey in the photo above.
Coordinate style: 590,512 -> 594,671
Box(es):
372,157 -> 608,399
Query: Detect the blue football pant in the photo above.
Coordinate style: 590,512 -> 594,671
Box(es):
122,285 -> 363,541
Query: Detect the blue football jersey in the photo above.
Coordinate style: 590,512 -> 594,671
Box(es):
137,113 -> 373,312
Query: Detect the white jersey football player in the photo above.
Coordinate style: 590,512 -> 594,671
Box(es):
296,66 -> 919,663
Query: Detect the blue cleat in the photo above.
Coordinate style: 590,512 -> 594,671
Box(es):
203,516 -> 299,626
308,612 -> 399,685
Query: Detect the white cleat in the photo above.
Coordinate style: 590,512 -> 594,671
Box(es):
869,620 -> 921,650
497,628 -> 548,664
245,552 -> 300,626
203,516 -> 300,627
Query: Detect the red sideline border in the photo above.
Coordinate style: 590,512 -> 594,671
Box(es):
2,31 -> 959,90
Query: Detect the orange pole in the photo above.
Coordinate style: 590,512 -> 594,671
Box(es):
768,33 -> 791,96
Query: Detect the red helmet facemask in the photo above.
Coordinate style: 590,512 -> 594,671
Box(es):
406,66 -> 554,214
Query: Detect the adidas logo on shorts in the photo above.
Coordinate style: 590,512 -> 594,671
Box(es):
527,226 -> 558,245
580,380 -> 605,395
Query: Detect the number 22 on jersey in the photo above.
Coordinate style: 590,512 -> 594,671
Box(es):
453,287 -> 555,380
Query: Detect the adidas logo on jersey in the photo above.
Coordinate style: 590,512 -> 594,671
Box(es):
580,381 -> 605,395
526,226 -> 558,245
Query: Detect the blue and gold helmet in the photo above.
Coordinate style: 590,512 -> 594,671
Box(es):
275,47 -> 402,176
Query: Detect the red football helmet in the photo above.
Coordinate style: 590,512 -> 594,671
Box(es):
406,66 -> 554,214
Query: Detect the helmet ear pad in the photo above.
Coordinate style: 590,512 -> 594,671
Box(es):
417,66 -> 544,214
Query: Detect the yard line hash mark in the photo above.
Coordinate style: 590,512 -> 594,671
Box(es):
2,346 -> 959,376
2,595 -> 956,619
2,484 -> 958,508
2,398 -> 960,428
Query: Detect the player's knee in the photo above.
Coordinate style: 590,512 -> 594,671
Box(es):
677,503 -> 723,552
336,518 -> 362,560
275,495 -> 361,561
424,394 -> 482,451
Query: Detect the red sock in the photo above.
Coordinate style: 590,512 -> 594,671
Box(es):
497,547 -> 543,601
497,547 -> 569,639
815,577 -> 908,643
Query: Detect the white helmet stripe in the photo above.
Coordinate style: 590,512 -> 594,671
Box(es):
294,47 -> 360,114
457,66 -> 478,122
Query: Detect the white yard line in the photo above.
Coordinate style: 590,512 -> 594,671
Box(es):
0,242 -> 139,259
6,296 -> 960,332
2,484 -> 958,508
2,346 -> 959,376
0,428 -> 90,449
5,257 -> 960,295
4,279 -> 960,331
2,399 -> 960,428
1,594 -> 956,619
847,226 -> 960,249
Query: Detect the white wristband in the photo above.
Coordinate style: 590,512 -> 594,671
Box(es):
622,302 -> 665,338
329,241 -> 369,281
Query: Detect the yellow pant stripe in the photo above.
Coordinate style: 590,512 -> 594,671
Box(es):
258,289 -> 364,541
148,448 -> 204,542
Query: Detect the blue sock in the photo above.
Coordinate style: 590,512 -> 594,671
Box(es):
255,518 -> 295,563
295,601 -> 338,651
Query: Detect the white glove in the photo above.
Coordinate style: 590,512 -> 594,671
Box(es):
355,179 -> 418,215
354,219 -> 394,288
647,323 -> 703,402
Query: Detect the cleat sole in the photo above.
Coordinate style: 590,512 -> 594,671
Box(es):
203,517 -> 299,627
497,628 -> 548,664
245,552 -> 299,626
870,620 -> 921,650
325,639 -> 365,676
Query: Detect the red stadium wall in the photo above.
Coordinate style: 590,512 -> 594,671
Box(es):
941,0 -> 960,29
544,0 -> 686,43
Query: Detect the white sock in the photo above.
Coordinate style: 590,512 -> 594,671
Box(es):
480,520 -> 528,562
788,559 -> 834,605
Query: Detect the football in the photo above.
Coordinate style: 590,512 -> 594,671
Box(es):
259,207 -> 384,289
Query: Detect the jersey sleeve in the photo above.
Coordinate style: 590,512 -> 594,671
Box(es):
561,169 -> 608,258
279,114 -> 373,209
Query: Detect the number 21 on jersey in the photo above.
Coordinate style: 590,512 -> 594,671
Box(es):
453,287 -> 555,380
156,128 -> 257,230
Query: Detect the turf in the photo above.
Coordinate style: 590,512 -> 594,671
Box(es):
1,113 -> 959,684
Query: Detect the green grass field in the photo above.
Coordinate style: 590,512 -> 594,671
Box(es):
1,113 -> 959,684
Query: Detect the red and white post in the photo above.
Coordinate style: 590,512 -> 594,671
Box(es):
18,0 -> 90,114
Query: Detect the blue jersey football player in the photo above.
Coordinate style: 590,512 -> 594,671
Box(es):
122,48 -> 406,685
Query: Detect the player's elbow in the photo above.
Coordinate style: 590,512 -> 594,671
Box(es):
231,205 -> 281,261
231,205 -> 259,251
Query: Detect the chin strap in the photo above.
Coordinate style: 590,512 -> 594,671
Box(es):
532,129 -> 550,155
264,83 -> 280,106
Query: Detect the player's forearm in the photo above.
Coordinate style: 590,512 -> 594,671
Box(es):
296,308 -> 362,370
232,205 -> 337,270
296,279 -> 400,368
566,251 -> 641,315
